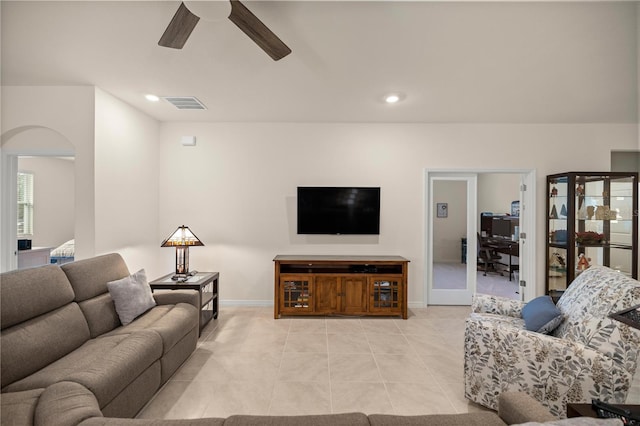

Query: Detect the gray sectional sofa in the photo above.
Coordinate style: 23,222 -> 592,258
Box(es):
1,253 -> 200,424
1,253 -> 575,425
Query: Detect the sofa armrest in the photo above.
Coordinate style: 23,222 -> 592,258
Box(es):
498,391 -> 556,424
1,388 -> 44,426
464,314 -> 635,417
471,293 -> 526,318
153,290 -> 199,310
35,381 -> 102,426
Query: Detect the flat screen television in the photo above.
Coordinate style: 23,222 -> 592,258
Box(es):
297,187 -> 381,235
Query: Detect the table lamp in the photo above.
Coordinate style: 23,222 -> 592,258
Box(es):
161,225 -> 204,278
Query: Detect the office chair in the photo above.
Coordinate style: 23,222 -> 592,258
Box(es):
477,233 -> 503,276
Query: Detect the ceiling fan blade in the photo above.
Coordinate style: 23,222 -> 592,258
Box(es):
228,0 -> 291,61
159,2 -> 200,49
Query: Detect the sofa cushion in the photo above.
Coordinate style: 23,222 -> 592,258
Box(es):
225,413 -> 370,426
62,253 -> 130,302
555,266 -> 640,345
102,303 -> 198,354
498,391 -> 556,424
2,303 -> 91,389
4,330 -> 163,410
78,293 -> 122,338
35,381 -> 103,426
1,265 -> 75,329
467,312 -> 526,330
553,266 -> 640,366
0,388 -> 44,426
521,296 -> 563,334
107,269 -> 156,325
4,333 -> 127,392
369,412 -> 506,426
513,419 -> 623,425
66,330 -> 163,408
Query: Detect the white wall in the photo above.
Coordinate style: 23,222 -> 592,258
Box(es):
158,122 -> 638,306
18,157 -> 75,249
1,86 -> 95,261
94,88 -> 160,275
477,174 -> 520,216
2,86 -> 161,273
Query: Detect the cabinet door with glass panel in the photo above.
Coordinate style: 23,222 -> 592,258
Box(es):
279,275 -> 313,314
369,276 -> 403,314
546,172 -> 638,298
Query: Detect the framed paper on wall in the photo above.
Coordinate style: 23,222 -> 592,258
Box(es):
437,203 -> 448,218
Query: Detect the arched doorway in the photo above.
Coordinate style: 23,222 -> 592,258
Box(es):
1,126 -> 75,271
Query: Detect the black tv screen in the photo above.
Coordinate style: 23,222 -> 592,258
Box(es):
297,187 -> 381,235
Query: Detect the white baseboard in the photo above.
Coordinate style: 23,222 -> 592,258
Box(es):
220,300 -> 273,307
408,301 -> 426,309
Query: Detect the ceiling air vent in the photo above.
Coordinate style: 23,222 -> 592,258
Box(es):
163,96 -> 207,110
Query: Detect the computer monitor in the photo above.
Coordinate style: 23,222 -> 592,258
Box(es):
492,217 -> 511,238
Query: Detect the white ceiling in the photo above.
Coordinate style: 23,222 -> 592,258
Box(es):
2,1 -> 638,123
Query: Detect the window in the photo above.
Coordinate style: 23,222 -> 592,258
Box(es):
17,171 -> 34,236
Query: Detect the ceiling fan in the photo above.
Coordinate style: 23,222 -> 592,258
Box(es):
158,0 -> 291,61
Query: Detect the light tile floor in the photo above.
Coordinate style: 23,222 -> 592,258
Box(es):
137,306 -> 490,420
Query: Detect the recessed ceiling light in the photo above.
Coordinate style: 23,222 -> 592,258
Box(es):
385,94 -> 400,104
145,94 -> 160,102
383,93 -> 405,104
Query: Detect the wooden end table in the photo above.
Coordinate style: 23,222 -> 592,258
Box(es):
149,272 -> 219,336
567,402 -> 640,419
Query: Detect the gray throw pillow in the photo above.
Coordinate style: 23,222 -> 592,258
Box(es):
521,295 -> 563,334
107,269 -> 156,325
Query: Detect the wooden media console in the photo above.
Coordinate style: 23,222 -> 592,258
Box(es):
273,255 -> 409,319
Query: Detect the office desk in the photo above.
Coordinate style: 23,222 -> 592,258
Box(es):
484,238 -> 519,281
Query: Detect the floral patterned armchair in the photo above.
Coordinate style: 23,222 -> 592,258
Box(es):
464,266 -> 640,418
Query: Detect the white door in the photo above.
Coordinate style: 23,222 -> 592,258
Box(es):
518,171 -> 536,302
426,173 -> 477,305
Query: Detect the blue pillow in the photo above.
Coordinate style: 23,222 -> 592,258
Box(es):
522,295 -> 563,334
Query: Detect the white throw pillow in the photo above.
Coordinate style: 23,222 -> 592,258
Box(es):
107,269 -> 156,325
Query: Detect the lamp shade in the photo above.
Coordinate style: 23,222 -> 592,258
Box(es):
161,225 -> 204,248
161,225 -> 204,277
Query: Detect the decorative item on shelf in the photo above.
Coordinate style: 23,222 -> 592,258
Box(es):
550,230 -> 567,243
576,184 -> 585,210
161,225 -> 204,279
550,204 -> 559,219
550,186 -> 558,197
575,231 -> 605,245
576,253 -> 591,271
561,203 -> 568,218
595,205 -> 616,220
587,205 -> 595,220
549,252 -> 566,271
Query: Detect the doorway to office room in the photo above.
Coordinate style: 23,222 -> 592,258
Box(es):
425,170 -> 536,306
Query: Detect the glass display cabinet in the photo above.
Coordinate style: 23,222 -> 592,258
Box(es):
546,172 -> 638,299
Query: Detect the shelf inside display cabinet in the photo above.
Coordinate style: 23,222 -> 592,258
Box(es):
545,172 -> 638,296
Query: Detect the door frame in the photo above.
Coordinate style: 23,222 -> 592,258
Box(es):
424,168 -> 537,306
426,173 -> 477,305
